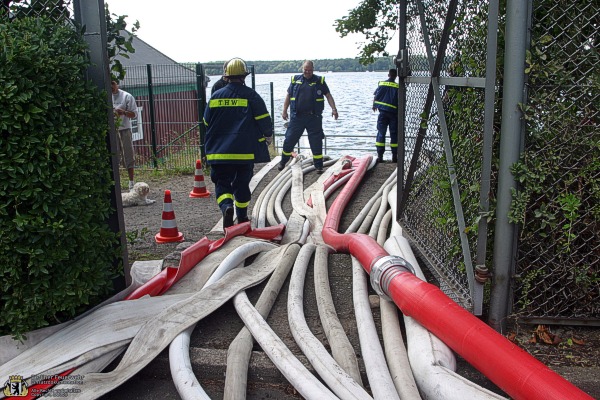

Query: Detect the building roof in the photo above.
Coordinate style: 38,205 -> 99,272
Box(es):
115,32 -> 202,92
114,31 -> 179,66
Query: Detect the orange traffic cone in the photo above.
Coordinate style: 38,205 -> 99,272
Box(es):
155,189 -> 184,243
189,159 -> 211,198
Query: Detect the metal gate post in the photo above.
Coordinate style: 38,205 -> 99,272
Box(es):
395,0 -> 408,221
270,82 -> 275,135
146,64 -> 158,169
73,0 -> 128,285
489,0 -> 529,333
474,0 -> 500,316
196,63 -> 207,162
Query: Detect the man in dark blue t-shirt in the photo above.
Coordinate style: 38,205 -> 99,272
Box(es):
278,60 -> 338,173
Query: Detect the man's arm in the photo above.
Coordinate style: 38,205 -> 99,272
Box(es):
281,93 -> 291,121
123,94 -> 138,119
325,93 -> 338,120
252,94 -> 273,139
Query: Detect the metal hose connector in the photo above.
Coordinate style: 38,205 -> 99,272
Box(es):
370,255 -> 415,301
475,264 -> 491,284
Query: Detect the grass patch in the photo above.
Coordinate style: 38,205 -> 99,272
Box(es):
119,167 -> 195,189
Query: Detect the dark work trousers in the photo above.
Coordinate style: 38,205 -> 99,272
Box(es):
280,113 -> 324,169
209,163 -> 254,220
375,110 -> 398,157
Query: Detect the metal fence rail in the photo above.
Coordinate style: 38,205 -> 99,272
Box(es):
120,74 -> 377,172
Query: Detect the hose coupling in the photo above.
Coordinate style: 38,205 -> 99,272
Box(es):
370,255 -> 415,301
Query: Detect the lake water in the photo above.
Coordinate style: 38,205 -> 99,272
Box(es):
208,71 -> 391,159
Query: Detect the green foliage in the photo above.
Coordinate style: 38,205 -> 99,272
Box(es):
201,58 -> 397,75
105,3 -> 139,82
3,0 -> 70,21
511,1 -> 600,312
334,0 -> 400,65
126,228 -> 150,246
4,1 -> 140,83
0,17 -> 121,338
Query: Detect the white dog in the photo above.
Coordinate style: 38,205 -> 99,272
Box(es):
122,182 -> 156,207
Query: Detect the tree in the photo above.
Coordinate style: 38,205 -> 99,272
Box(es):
334,0 -> 399,65
1,1 -> 139,82
105,3 -> 139,81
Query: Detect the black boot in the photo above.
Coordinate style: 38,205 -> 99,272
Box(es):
223,206 -> 234,228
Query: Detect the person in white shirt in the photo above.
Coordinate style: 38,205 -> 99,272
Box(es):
111,80 -> 138,191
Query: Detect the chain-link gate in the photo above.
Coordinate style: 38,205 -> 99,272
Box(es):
397,0 -> 496,314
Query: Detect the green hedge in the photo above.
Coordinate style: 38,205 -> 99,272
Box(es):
0,17 -> 121,338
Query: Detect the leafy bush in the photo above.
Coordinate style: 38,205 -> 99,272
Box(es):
0,17 -> 121,338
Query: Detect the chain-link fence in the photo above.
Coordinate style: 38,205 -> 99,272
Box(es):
2,0 -> 73,22
399,0 -> 599,323
511,1 -> 600,323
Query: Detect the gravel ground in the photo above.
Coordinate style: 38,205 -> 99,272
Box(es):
120,159 -> 599,399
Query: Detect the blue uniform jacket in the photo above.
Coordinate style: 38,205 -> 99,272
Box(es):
203,83 -> 273,164
373,78 -> 399,113
288,74 -> 330,115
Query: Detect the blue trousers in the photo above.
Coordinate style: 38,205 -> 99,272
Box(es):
209,163 -> 253,220
376,110 -> 398,157
280,114 -> 324,169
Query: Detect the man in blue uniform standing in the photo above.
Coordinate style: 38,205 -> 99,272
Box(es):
279,60 -> 338,173
203,58 -> 273,228
211,60 -> 229,95
373,68 -> 399,163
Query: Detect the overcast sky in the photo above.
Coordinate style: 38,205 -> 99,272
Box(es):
104,0 -> 397,63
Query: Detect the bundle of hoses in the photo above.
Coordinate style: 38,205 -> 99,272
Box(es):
171,155 -> 516,400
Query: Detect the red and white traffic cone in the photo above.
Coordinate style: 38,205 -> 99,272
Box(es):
155,189 -> 184,243
189,159 -> 211,198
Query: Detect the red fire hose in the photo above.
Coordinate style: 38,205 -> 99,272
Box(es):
321,155 -> 593,400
